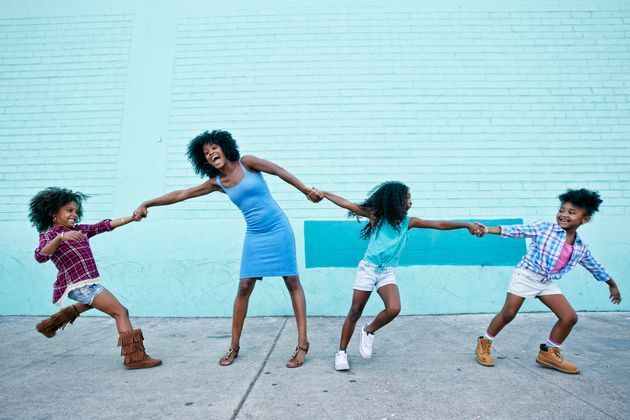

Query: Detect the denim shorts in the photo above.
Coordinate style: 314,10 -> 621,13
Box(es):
507,268 -> 562,299
68,284 -> 105,305
353,260 -> 397,292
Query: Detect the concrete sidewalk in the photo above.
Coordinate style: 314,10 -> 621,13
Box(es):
1,313 -> 628,419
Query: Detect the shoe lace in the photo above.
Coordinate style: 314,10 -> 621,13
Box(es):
551,348 -> 563,361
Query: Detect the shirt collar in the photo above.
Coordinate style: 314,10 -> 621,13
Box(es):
552,223 -> 583,246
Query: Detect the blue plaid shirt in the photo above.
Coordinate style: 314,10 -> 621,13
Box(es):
500,221 -> 611,282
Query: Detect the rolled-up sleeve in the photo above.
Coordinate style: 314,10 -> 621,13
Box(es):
500,220 -> 546,239
82,220 -> 113,238
579,247 -> 612,282
34,232 -> 53,263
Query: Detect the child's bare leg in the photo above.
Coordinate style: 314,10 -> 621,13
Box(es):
339,290 -> 371,350
90,289 -> 133,333
486,293 -> 526,337
366,284 -> 401,333
537,294 -> 578,345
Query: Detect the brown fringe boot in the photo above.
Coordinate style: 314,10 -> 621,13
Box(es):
36,304 -> 81,338
118,329 -> 162,369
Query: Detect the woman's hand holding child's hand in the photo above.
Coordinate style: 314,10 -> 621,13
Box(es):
306,188 -> 324,203
468,222 -> 486,237
133,205 -> 148,219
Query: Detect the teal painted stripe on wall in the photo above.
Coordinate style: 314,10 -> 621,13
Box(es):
304,219 -> 526,268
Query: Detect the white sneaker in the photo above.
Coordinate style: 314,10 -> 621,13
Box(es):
359,324 -> 374,358
335,350 -> 349,371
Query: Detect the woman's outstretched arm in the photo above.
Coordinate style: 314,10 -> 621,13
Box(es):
134,179 -> 221,218
242,155 -> 322,202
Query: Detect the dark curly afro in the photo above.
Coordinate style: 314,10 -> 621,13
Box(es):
187,130 -> 240,178
351,181 -> 410,239
29,187 -> 89,232
558,188 -> 603,216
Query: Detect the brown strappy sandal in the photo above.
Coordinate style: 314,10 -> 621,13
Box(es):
286,342 -> 309,368
219,346 -> 240,366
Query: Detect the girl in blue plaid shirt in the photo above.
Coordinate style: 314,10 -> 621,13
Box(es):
475,188 -> 621,374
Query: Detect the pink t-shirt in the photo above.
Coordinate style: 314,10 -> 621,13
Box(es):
552,242 -> 573,274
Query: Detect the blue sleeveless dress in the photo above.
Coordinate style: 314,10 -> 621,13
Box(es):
215,159 -> 298,279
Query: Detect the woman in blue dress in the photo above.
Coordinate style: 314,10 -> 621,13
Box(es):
134,130 -> 321,368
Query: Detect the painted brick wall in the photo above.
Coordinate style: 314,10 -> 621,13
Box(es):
1,1 -> 628,316
0,14 -> 133,220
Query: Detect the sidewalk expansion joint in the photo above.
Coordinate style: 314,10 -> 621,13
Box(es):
231,316 -> 288,420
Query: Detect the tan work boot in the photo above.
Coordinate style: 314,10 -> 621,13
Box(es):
536,344 -> 580,374
36,305 -> 80,338
118,329 -> 162,369
475,336 -> 495,367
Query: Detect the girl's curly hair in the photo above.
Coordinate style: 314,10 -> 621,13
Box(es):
351,181 -> 410,239
29,187 -> 89,232
558,188 -> 602,216
187,130 -> 240,178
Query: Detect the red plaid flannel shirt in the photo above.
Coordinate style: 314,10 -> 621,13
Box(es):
35,220 -> 113,304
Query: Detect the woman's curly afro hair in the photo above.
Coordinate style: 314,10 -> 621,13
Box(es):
351,181 -> 410,239
558,188 -> 603,216
29,187 -> 89,233
187,130 -> 240,178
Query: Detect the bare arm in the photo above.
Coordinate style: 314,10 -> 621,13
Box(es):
134,179 -> 221,218
110,213 -> 142,229
322,191 -> 372,219
409,217 -> 485,236
242,155 -> 321,201
484,226 -> 501,235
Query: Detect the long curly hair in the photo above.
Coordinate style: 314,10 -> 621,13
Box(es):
29,187 -> 89,233
187,130 -> 240,178
558,188 -> 602,216
351,181 -> 410,239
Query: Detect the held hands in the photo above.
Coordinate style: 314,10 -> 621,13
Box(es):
468,222 -> 487,237
609,285 -> 621,304
133,204 -> 148,220
306,187 -> 324,203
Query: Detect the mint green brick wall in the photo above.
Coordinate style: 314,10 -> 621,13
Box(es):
1,1 -> 628,316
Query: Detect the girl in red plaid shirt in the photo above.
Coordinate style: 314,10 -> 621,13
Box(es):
30,187 -> 161,369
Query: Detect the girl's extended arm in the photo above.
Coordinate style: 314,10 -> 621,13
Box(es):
135,180 -> 220,218
409,218 -> 485,236
322,191 -> 372,219
484,226 -> 501,235
110,214 -> 141,229
40,216 -> 138,256
242,155 -> 321,202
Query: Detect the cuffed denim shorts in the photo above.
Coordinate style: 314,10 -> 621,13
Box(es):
353,260 -> 397,292
507,268 -> 562,299
68,284 -> 105,305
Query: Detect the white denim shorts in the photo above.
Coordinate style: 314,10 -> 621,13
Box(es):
507,268 -> 562,299
353,260 -> 397,292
